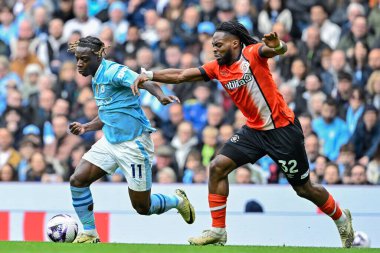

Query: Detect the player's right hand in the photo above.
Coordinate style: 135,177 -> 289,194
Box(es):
131,73 -> 149,96
69,122 -> 85,135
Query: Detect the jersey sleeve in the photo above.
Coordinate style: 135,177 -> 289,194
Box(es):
111,65 -> 139,87
199,60 -> 218,81
244,43 -> 267,63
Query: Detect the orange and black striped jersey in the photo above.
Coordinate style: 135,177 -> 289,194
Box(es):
199,43 -> 295,130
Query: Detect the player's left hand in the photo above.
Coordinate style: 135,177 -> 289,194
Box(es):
159,95 -> 180,105
262,32 -> 280,49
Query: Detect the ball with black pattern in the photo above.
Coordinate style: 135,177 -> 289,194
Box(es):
47,214 -> 78,243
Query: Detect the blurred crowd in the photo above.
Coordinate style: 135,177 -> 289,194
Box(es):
0,0 -> 379,186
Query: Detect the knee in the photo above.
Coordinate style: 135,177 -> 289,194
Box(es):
209,159 -> 227,178
70,173 -> 90,188
294,185 -> 311,199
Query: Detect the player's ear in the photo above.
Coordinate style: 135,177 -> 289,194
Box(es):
232,39 -> 240,49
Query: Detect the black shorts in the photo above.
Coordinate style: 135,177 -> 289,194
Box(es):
219,118 -> 309,186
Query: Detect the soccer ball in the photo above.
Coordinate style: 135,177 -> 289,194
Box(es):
47,214 -> 78,243
352,231 -> 371,248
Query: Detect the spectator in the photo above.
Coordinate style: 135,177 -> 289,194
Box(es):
285,58 -> 307,89
258,0 -> 292,35
151,144 -> 179,182
334,71 -> 354,119
126,0 -> 155,29
140,9 -> 159,46
367,144 -> 380,184
308,91 -> 327,119
297,25 -> 330,72
368,48 -> 380,72
304,133 -> 320,169
350,105 -> 380,166
234,165 -> 253,184
0,6 -> 18,46
340,3 -> 366,38
234,0 -> 258,35
17,136 -> 40,181
298,113 -> 313,137
162,0 -> 185,23
312,98 -> 350,161
182,149 -> 202,184
43,114 -> 82,167
171,121 -> 198,172
0,128 -> 21,169
0,56 -> 21,101
150,129 -> 167,150
216,0 -> 235,23
10,39 -> 44,79
52,0 -> 75,23
303,4 -> 341,49
349,40 -> 372,87
102,1 -> 129,45
173,6 -> 200,52
199,0 -> 218,24
337,16 -> 377,55
366,71 -> 380,110
22,64 -> 42,102
161,103 -> 184,141
152,18 -> 184,66
25,151 -> 62,182
198,126 -> 219,166
314,154 -> 329,183
279,84 -> 305,116
62,0 -> 102,41
164,44 -> 182,68
31,5 -> 49,37
350,163 -> 371,185
183,84 -> 211,133
336,143 -> 356,184
0,163 -> 17,181
323,162 -> 342,185
345,87 -> 365,134
206,104 -> 225,129
157,166 -> 177,184
218,124 -> 234,143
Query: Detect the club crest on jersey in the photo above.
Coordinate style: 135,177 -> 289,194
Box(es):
225,73 -> 253,90
230,134 -> 239,143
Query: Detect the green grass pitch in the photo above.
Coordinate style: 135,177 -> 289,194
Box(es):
0,242 -> 377,253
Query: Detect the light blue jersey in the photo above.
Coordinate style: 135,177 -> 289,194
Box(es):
92,59 -> 155,144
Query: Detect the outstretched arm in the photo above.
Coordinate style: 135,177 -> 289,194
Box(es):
69,116 -> 103,135
132,68 -> 203,96
139,81 -> 180,105
260,32 -> 288,58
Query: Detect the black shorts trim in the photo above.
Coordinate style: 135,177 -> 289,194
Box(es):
219,143 -> 252,167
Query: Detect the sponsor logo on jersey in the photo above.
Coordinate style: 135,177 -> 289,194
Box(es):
225,73 -> 253,90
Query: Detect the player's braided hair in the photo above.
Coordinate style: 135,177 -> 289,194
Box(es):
67,36 -> 109,57
216,21 -> 258,46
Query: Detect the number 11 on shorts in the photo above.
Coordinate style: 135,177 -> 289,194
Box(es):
131,164 -> 142,178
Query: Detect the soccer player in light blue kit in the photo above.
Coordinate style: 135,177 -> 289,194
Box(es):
67,36 -> 195,243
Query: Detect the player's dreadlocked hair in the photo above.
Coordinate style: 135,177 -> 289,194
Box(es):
67,36 -> 109,57
216,21 -> 258,46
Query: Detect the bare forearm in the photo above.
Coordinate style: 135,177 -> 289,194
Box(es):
151,68 -> 185,84
83,116 -> 103,132
141,81 -> 165,100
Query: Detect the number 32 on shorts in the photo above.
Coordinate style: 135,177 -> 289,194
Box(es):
278,160 -> 298,173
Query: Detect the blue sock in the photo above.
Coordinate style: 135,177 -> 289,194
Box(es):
147,194 -> 179,215
71,186 -> 96,230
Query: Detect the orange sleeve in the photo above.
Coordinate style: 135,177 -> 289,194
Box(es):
243,43 -> 267,63
199,60 -> 218,81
